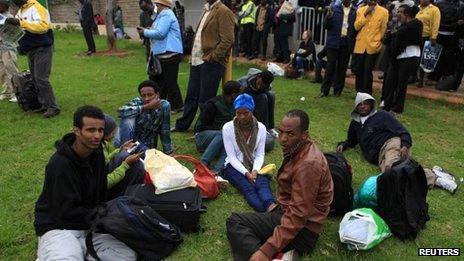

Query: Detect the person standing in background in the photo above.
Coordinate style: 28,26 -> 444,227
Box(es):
139,0 -> 155,61
78,0 -> 96,55
173,1 -> 185,35
0,0 -> 19,103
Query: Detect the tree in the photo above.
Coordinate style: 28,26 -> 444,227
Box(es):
105,0 -> 117,51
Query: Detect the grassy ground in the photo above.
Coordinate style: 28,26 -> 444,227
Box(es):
0,32 -> 463,260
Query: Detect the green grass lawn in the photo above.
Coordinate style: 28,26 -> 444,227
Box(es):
0,32 -> 463,260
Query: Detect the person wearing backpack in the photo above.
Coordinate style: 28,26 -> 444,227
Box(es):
34,106 -> 136,260
226,110 -> 333,261
337,92 -> 412,173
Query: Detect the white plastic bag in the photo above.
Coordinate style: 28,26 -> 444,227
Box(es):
144,149 -> 197,194
339,208 -> 392,250
267,62 -> 285,76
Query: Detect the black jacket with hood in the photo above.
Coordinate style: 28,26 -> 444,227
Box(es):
338,93 -> 412,164
34,133 -> 107,236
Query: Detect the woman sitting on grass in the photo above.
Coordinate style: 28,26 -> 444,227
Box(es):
222,94 -> 276,212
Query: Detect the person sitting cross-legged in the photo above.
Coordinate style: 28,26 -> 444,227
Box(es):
194,80 -> 241,174
34,106 -> 136,260
226,109 -> 334,261
222,94 -> 276,213
115,80 -> 173,154
337,92 -> 412,172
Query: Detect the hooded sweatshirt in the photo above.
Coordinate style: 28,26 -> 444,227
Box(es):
338,93 -> 412,164
34,133 -> 107,236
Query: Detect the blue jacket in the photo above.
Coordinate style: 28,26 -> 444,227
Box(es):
324,4 -> 357,50
143,9 -> 183,55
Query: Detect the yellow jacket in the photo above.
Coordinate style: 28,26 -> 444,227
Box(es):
240,0 -> 256,25
15,0 -> 52,34
416,4 -> 440,40
354,5 -> 388,54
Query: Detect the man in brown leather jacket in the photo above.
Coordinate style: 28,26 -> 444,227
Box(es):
226,109 -> 334,261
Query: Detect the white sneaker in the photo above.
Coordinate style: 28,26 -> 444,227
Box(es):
215,175 -> 229,189
432,166 -> 459,194
273,250 -> 299,261
9,97 -> 17,102
0,94 -> 8,100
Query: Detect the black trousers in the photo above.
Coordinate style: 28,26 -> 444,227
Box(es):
354,52 -> 378,94
383,57 -> 420,113
226,207 -> 318,261
249,90 -> 275,130
252,29 -> 269,57
453,44 -> 464,91
320,43 -> 351,96
274,33 -> 290,62
241,23 -> 254,56
433,34 -> 458,79
150,54 -> 184,110
82,23 -> 96,52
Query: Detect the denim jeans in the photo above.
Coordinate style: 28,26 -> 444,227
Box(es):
224,164 -> 275,212
195,130 -> 226,173
114,101 -> 172,154
295,56 -> 306,71
175,62 -> 225,131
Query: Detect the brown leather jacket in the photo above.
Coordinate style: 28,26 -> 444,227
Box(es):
197,1 -> 235,67
259,141 -> 334,257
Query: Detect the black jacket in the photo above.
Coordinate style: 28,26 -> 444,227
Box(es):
194,95 -> 235,132
80,0 -> 95,26
34,133 -> 107,236
255,5 -> 273,33
384,19 -> 422,61
339,110 -> 412,164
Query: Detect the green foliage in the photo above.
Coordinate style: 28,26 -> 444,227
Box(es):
0,32 -> 463,260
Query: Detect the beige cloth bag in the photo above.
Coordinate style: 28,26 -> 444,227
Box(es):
144,149 -> 197,194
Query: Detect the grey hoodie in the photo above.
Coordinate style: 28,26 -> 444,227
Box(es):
351,92 -> 377,123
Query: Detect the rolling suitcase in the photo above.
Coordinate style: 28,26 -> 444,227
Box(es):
125,184 -> 205,233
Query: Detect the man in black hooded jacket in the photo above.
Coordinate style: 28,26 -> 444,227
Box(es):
34,105 -> 136,260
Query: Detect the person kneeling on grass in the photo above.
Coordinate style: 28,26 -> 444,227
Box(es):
194,80 -> 241,174
336,92 -> 412,173
222,93 -> 276,213
103,115 -> 145,199
115,80 -> 173,154
34,106 -> 136,260
226,110 -> 334,261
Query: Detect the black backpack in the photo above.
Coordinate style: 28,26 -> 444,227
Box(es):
12,71 -> 40,111
324,152 -> 353,216
377,158 -> 429,239
86,196 -> 183,261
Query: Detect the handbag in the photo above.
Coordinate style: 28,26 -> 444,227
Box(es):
173,155 -> 220,199
147,52 -> 162,77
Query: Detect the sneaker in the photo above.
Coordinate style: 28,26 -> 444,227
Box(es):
215,175 -> 229,189
43,108 -> 60,118
432,166 -> 459,194
273,250 -> 299,261
269,129 -> 279,138
0,94 -> 9,100
378,100 -> 385,109
9,97 -> 17,102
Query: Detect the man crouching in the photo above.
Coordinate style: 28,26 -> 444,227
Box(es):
226,109 -> 333,260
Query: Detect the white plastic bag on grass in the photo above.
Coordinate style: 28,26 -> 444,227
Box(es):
267,62 -> 285,76
339,208 -> 392,250
144,149 -> 197,194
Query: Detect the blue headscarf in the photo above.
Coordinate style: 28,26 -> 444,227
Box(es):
233,93 -> 255,112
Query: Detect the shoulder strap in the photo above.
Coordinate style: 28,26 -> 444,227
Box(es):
85,206 -> 106,261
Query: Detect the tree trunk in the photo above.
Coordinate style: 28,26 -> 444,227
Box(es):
105,0 -> 117,51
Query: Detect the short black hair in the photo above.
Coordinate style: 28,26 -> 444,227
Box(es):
285,109 -> 310,132
400,4 -> 419,17
73,105 -> 105,128
259,70 -> 274,86
139,0 -> 152,5
223,80 -> 241,96
138,80 -> 160,94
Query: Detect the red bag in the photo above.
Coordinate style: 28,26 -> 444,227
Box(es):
143,170 -> 153,185
173,155 -> 220,199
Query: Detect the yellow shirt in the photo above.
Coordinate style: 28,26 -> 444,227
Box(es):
341,5 -> 351,37
354,5 -> 388,54
416,4 -> 440,40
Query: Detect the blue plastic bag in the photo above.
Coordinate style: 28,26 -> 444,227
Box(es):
353,175 -> 380,209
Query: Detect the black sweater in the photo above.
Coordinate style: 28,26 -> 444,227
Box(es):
392,19 -> 423,59
34,133 -> 107,236
339,111 -> 412,164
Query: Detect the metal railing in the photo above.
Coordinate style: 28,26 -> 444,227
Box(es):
299,7 -> 327,46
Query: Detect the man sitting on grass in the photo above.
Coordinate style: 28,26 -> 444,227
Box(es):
226,109 -> 334,261
34,106 -> 136,260
194,80 -> 241,174
337,92 -> 412,173
115,80 -> 173,154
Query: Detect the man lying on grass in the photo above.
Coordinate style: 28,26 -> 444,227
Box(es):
34,106 -> 136,260
336,92 -> 412,172
226,109 -> 334,261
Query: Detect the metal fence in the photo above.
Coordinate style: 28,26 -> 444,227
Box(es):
299,7 -> 327,46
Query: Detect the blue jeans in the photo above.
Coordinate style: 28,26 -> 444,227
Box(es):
175,62 -> 225,131
295,56 -> 306,71
195,130 -> 226,173
224,164 -> 275,212
114,101 -> 172,154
